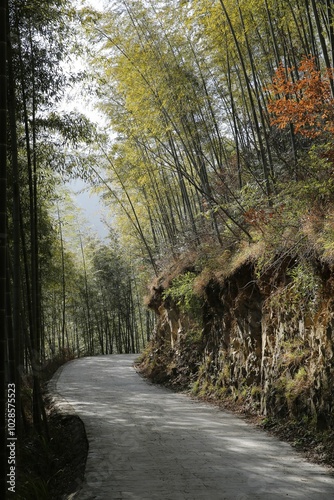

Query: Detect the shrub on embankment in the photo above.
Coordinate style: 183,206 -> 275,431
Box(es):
139,239 -> 334,436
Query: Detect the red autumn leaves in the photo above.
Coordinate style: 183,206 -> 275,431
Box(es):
267,57 -> 334,139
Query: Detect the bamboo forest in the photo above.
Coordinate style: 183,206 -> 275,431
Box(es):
2,0 -> 334,497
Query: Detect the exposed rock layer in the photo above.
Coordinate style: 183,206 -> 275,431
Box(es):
143,260 -> 334,430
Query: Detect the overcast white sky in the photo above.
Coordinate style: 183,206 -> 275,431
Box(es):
65,0 -> 111,240
67,178 -> 110,240
76,0 -> 105,10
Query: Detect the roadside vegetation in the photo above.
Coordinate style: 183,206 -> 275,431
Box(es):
2,0 -> 334,496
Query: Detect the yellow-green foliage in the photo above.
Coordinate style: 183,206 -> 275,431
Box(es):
287,263 -> 321,309
285,367 -> 310,403
163,272 -> 202,319
263,260 -> 321,317
279,337 -> 311,369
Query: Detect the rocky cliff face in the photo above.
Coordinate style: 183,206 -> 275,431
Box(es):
142,259 -> 334,431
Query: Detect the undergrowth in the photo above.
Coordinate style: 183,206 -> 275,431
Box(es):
16,352 -> 88,499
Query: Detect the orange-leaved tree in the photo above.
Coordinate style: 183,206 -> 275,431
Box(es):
267,57 -> 334,139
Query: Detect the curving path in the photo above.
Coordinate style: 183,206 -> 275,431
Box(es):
52,354 -> 334,500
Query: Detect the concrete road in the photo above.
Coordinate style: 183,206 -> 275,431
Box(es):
53,354 -> 334,499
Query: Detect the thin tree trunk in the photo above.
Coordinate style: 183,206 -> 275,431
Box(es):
7,24 -> 23,438
219,0 -> 272,204
80,234 -> 93,355
0,0 -> 7,495
310,0 -> 334,95
57,205 -> 66,351
16,19 -> 44,434
327,0 -> 334,68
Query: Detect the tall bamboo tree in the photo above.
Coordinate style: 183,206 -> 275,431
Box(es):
0,0 -> 7,495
